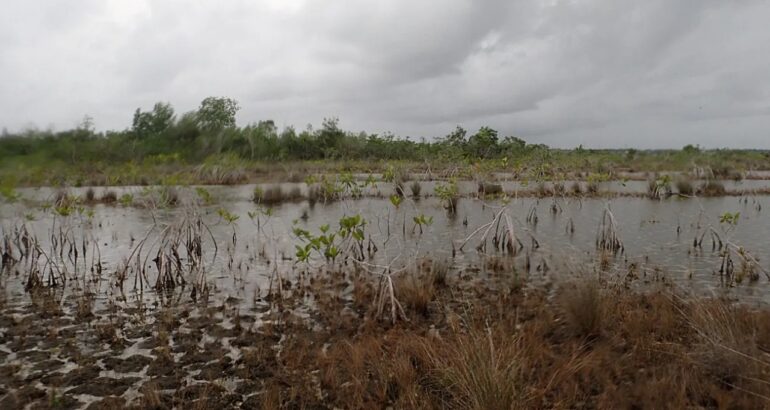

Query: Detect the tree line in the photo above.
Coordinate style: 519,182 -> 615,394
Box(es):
0,97 -> 544,164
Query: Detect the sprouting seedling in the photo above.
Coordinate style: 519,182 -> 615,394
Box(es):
217,208 -> 239,224
435,178 -> 459,213
293,215 -> 366,264
719,212 -> 740,225
383,165 -> 396,182
364,174 -> 377,187
389,195 -> 403,208
0,181 -> 20,202
248,206 -> 273,232
195,187 -> 214,205
119,194 -> 133,207
295,244 -> 312,263
55,205 -> 73,217
412,214 -> 433,234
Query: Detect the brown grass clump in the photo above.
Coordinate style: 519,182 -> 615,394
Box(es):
676,178 -> 694,196
425,329 -> 522,410
410,181 -> 422,198
478,182 -> 503,197
571,181 -> 583,195
684,298 -> 770,394
559,279 -> 604,338
100,190 -> 118,204
586,181 -> 599,195
396,271 -> 436,317
429,259 -> 450,288
295,276 -> 770,409
85,187 -> 96,202
139,382 -> 164,409
699,180 -> 727,196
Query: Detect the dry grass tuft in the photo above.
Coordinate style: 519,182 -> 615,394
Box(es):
100,190 -> 118,204
426,328 -> 521,410
559,279 -> 604,338
396,271 -> 436,317
684,298 -> 770,393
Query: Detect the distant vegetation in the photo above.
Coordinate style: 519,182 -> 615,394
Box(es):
2,97 -> 770,186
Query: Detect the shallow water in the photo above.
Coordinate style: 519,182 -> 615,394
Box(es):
2,183 -> 770,306
3,183 -> 770,407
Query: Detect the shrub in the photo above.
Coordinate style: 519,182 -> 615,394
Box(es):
100,190 -> 117,204
675,179 -> 694,196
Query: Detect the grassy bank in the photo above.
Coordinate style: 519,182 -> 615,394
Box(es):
2,150 -> 770,189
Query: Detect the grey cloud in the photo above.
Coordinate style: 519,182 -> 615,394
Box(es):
1,0 -> 770,148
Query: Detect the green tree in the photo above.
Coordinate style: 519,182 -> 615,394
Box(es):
197,97 -> 240,133
197,97 -> 240,153
467,126 -> 499,158
444,126 -> 467,148
682,144 -> 701,154
132,102 -> 175,139
317,117 -> 345,158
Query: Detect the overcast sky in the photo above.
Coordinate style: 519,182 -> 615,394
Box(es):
2,0 -> 769,148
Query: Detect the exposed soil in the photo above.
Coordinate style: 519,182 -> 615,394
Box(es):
2,259 -> 770,409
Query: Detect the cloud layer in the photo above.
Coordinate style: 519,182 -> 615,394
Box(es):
2,0 -> 769,148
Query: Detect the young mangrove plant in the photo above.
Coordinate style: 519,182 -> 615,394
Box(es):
435,179 -> 459,213
647,174 -> 672,200
383,164 -> 407,197
596,205 -> 623,254
293,214 -> 368,265
411,214 -> 433,235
